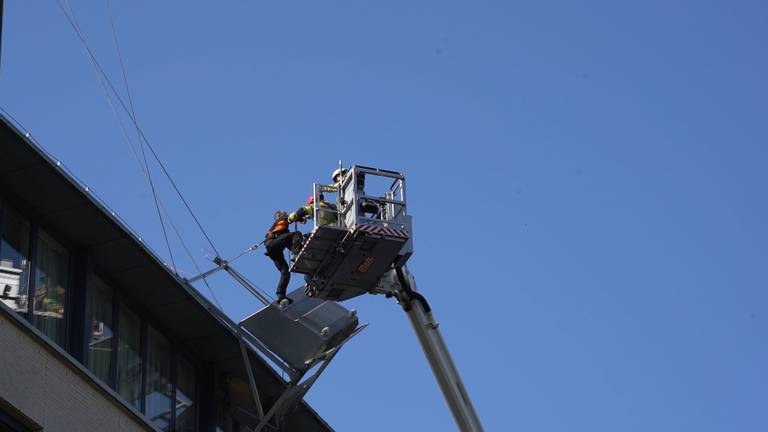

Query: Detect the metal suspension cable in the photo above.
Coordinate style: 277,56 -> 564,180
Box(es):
135,118 -> 223,258
103,109 -> 224,308
57,0 -> 178,273
103,0 -> 178,275
53,0 -> 222,259
54,1 -> 271,313
106,0 -> 136,119
57,1 -> 226,310
184,250 -> 225,311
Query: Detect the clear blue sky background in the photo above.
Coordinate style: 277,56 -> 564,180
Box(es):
2,1 -> 767,431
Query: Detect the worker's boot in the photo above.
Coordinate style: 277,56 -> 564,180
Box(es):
275,294 -> 293,307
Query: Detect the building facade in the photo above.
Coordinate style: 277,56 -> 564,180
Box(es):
0,113 -> 332,432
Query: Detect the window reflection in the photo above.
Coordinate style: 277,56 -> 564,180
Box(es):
0,205 -> 31,316
146,326 -> 172,431
88,276 -> 114,384
176,357 -> 197,432
33,229 -> 69,346
117,305 -> 142,411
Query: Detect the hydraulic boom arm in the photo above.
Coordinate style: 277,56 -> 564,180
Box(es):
379,267 -> 484,432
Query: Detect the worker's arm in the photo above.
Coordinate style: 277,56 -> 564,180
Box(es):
288,205 -> 313,223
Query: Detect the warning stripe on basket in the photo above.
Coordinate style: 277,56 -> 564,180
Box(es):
355,224 -> 410,239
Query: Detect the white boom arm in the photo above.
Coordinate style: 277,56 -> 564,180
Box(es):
379,267 -> 484,432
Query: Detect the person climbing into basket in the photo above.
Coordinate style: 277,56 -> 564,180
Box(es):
264,210 -> 303,305
287,194 -> 338,227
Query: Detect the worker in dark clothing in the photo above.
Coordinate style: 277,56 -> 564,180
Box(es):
264,210 -> 303,305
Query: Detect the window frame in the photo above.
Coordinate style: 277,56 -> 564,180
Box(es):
174,353 -> 200,432
91,263 -> 203,431
1,194 -> 203,431
0,194 -> 76,351
85,272 -> 117,387
30,226 -> 74,350
0,197 -> 33,319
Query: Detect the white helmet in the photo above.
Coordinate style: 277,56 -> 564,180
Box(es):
332,168 -> 347,183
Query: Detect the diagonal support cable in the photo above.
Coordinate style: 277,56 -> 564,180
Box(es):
54,0 -> 222,259
57,0 -> 178,273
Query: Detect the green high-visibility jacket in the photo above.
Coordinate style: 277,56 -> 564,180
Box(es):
288,201 -> 338,226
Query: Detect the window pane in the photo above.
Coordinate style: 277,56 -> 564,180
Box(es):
0,205 -> 31,317
146,327 -> 172,431
117,306 -> 142,411
176,357 -> 197,432
33,229 -> 69,346
87,276 -> 114,385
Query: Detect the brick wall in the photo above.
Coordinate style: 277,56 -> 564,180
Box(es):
0,308 -> 159,432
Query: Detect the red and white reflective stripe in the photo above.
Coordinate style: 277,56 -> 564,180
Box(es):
355,224 -> 410,239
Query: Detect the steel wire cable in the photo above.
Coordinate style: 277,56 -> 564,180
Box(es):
57,0 -> 178,274
54,0 -> 227,309
104,0 -> 178,276
54,0 -> 222,259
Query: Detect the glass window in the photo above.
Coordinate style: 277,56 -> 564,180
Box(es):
87,275 -> 114,385
0,205 -> 31,316
146,326 -> 172,431
32,229 -> 69,346
117,305 -> 142,411
176,357 -> 197,432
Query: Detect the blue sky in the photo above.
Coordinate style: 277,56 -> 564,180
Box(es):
3,1 -> 768,431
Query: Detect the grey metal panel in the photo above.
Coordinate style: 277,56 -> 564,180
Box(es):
304,230 -> 407,302
290,226 -> 347,275
239,288 -> 358,371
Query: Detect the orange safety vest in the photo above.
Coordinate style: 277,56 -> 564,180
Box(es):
266,217 -> 290,239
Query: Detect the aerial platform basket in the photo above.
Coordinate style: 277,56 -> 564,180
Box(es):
290,223 -> 409,301
289,165 -> 413,302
